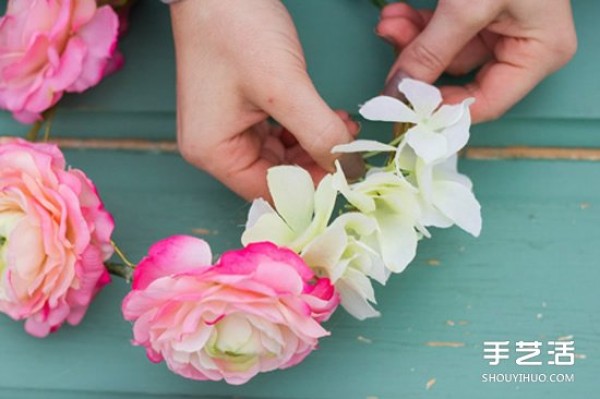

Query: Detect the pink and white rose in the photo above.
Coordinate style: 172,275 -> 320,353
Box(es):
0,137 -> 114,337
122,236 -> 339,385
0,0 -> 121,123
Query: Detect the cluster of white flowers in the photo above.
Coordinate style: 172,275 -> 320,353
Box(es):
242,78 -> 481,320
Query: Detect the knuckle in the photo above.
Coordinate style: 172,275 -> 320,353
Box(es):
304,117 -> 345,155
405,41 -> 446,75
177,131 -> 211,170
552,34 -> 578,65
440,0 -> 495,25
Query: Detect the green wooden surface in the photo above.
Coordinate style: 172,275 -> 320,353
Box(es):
1,1 -> 599,398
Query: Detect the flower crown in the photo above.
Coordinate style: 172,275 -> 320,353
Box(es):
0,0 -> 481,386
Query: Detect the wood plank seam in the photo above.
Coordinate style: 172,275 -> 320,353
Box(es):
48,138 -> 600,161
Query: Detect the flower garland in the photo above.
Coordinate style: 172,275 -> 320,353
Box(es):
0,0 -> 482,386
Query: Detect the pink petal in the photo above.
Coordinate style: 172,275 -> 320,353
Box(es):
132,236 -> 213,290
68,6 -> 119,92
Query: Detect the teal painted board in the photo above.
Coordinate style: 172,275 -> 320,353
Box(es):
1,0 -> 600,147
0,150 -> 598,398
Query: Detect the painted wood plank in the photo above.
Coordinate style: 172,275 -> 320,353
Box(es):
1,1 -> 600,148
0,150 -> 597,398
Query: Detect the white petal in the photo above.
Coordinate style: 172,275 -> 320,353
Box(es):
434,155 -> 473,189
428,103 -> 464,130
418,199 -> 454,229
333,161 -> 376,213
336,279 -> 381,320
333,212 -> 378,237
433,180 -> 482,237
441,103 -> 472,155
343,268 -> 377,303
332,140 -> 397,154
267,166 -> 314,233
375,211 -> 419,273
301,224 -> 348,281
398,78 -> 442,119
359,95 -> 418,123
406,126 -> 448,164
293,174 -> 337,250
245,198 -> 275,229
241,212 -> 295,246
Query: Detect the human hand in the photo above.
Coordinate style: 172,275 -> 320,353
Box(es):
377,0 -> 577,122
169,0 -> 360,201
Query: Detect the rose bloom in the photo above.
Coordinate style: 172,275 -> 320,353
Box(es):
122,236 -> 339,385
0,138 -> 114,337
0,0 -> 120,123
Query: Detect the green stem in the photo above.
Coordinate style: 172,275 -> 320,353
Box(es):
25,107 -> 57,142
370,0 -> 388,10
111,240 -> 136,269
25,120 -> 43,142
105,261 -> 134,283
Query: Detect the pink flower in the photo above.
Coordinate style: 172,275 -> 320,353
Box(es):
122,236 -> 339,385
0,0 -> 121,124
0,137 -> 114,337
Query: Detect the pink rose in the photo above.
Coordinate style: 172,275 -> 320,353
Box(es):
0,0 -> 120,123
122,236 -> 339,385
0,137 -> 114,337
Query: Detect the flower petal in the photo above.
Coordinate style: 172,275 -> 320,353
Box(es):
359,96 -> 418,123
267,166 -> 314,233
332,140 -> 396,154
132,235 -> 213,290
374,210 -> 419,273
432,181 -> 482,237
398,78 -> 442,119
406,126 -> 448,164
336,279 -> 380,320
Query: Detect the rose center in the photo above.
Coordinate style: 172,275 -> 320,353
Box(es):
0,210 -> 25,276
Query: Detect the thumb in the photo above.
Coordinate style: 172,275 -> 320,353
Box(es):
386,2 -> 496,86
258,75 -> 358,173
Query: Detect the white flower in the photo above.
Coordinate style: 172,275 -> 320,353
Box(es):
241,166 -> 336,252
359,78 -> 474,164
332,162 -> 422,274
392,142 -> 481,236
302,213 -> 386,320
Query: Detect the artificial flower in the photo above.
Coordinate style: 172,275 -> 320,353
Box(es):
241,165 -> 337,252
122,236 -> 338,385
0,137 -> 114,337
398,145 -> 482,236
0,0 -> 121,123
359,78 -> 474,164
302,212 -> 386,320
332,161 -> 423,274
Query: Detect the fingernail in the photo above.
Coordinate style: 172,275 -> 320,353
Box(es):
355,121 -> 362,136
382,69 -> 411,99
338,153 -> 365,182
374,27 -> 395,45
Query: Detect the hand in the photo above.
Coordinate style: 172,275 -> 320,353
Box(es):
377,0 -> 577,122
169,0 -> 359,200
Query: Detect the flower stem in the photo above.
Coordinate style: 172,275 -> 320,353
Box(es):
105,261 -> 134,283
110,240 -> 136,269
370,0 -> 388,10
25,107 -> 57,142
25,120 -> 43,142
42,107 -> 57,142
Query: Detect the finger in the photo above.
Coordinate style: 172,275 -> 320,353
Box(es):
445,32 -> 496,76
388,2 -> 498,84
257,76 -> 355,172
381,2 -> 424,27
440,53 -> 547,123
209,128 -> 274,201
377,16 -> 422,49
279,110 -> 359,148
